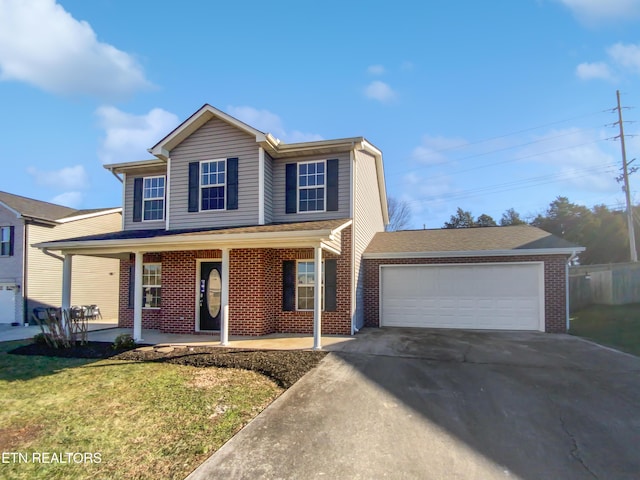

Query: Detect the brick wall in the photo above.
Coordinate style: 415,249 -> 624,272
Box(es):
116,225 -> 353,336
363,254 -> 569,333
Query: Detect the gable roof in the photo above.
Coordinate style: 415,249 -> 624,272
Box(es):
364,225 -> 583,258
0,191 -> 120,224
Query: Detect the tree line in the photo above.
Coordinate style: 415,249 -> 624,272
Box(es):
442,197 -> 636,265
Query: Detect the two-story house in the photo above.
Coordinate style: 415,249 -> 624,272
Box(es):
36,105 -> 582,346
36,105 -> 387,347
0,191 -> 121,325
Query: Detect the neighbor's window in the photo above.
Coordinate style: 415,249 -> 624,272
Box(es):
201,160 -> 226,210
142,263 -> 161,308
298,161 -> 325,212
143,176 -> 165,221
0,227 -> 11,256
297,261 -> 324,310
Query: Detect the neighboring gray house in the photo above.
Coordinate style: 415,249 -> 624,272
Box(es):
0,192 -> 121,324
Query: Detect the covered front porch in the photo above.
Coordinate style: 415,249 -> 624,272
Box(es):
35,219 -> 353,350
87,327 -> 355,351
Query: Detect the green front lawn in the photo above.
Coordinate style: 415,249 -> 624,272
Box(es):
0,341 -> 282,480
569,304 -> 640,356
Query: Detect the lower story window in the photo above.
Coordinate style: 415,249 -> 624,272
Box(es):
142,263 -> 161,308
297,261 -> 324,311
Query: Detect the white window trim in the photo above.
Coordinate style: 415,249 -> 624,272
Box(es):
199,159 -> 227,212
0,226 -> 11,257
142,262 -> 162,309
296,259 -> 324,311
142,175 -> 166,222
297,159 -> 327,214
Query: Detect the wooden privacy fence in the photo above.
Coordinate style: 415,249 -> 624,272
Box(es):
569,262 -> 640,312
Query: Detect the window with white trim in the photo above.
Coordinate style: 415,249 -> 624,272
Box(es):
0,227 -> 11,256
142,263 -> 161,308
298,161 -> 325,212
143,176 -> 165,221
201,160 -> 226,210
296,261 -> 324,311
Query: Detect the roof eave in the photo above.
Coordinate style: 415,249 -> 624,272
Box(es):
362,247 -> 586,259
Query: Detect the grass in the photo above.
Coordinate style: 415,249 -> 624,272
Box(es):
569,304 -> 640,356
0,340 -> 283,480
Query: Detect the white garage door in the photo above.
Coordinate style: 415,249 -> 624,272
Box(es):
380,263 -> 544,331
0,286 -> 16,324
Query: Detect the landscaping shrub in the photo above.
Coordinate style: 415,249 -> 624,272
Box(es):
112,334 -> 137,351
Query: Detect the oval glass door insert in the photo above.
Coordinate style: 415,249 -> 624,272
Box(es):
207,269 -> 222,318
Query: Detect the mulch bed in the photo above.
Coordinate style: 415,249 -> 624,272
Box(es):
8,342 -> 328,388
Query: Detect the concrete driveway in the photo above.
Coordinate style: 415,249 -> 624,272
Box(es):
187,328 -> 640,480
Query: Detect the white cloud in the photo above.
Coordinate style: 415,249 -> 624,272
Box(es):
607,43 -> 640,74
399,171 -> 456,223
227,105 -> 323,143
27,164 -> 89,190
367,64 -> 385,75
51,191 -> 83,208
518,127 -> 618,192
411,135 -> 468,165
364,81 -> 397,103
0,0 -> 151,98
97,106 -> 179,164
576,42 -> 640,81
576,62 -> 615,81
557,0 -> 640,24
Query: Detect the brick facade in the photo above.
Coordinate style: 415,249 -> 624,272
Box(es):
363,254 -> 569,333
118,226 -> 353,336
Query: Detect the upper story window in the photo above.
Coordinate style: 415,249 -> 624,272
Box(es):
298,161 -> 325,212
143,176 -> 165,221
0,226 -> 13,256
201,160 -> 226,211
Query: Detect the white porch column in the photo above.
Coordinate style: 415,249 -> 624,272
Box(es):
133,252 -> 144,342
61,254 -> 73,330
220,248 -> 230,346
313,245 -> 323,350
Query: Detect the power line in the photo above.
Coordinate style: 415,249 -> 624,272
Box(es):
410,109 -> 609,157
406,164 -> 617,205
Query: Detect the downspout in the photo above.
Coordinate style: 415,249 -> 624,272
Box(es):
22,222 -> 28,325
566,251 -> 578,332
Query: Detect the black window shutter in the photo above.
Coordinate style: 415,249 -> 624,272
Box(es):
132,178 -> 143,222
325,259 -> 337,311
285,163 -> 297,214
327,159 -> 339,211
282,260 -> 296,311
226,157 -> 238,210
8,226 -> 14,256
188,162 -> 199,212
128,264 -> 135,309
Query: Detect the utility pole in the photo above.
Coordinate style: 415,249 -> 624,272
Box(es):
615,90 -> 638,262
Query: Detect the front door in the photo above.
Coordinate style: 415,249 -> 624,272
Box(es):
199,262 -> 222,331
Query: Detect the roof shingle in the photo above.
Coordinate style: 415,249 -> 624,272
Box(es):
364,225 -> 580,254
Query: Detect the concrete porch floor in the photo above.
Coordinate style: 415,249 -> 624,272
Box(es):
87,328 -> 356,351
0,320 -> 118,342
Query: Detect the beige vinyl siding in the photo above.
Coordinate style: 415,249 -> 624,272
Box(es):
353,149 -> 385,328
26,212 -> 121,320
264,152 -> 274,224
272,152 -> 351,223
0,206 -> 24,324
168,117 -> 260,229
123,167 -> 167,231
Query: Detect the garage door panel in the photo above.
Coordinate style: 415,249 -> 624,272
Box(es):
380,264 -> 543,331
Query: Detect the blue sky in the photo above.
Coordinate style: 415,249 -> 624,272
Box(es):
1,0 -> 640,228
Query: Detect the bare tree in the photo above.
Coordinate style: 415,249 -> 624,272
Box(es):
386,197 -> 412,231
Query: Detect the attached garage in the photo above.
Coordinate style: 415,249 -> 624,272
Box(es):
380,263 -> 544,330
363,225 -> 583,333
